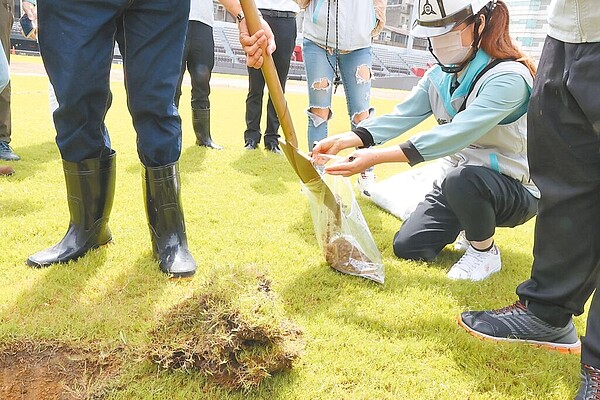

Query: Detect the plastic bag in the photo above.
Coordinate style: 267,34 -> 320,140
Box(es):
302,172 -> 384,284
368,160 -> 449,220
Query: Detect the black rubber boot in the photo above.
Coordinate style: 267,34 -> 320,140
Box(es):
192,108 -> 223,149
143,162 -> 196,278
27,151 -> 116,267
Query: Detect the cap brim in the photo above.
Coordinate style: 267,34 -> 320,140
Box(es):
411,5 -> 474,38
410,22 -> 456,38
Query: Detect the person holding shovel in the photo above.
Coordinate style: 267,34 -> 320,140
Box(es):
312,0 -> 538,282
29,0 -> 274,278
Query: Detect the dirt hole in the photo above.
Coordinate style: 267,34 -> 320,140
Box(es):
0,340 -> 122,400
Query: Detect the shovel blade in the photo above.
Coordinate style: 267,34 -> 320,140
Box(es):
279,139 -> 339,216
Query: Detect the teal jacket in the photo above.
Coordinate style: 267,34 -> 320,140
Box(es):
358,50 -> 538,196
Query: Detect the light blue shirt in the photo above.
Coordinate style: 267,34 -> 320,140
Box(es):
359,64 -> 530,161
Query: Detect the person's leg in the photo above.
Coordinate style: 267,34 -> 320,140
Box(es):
0,0 -> 13,160
337,47 -> 375,193
444,166 -> 537,246
394,166 -> 536,270
458,37 -> 600,354
244,61 -> 265,148
119,1 -> 196,278
337,46 -> 373,131
38,0 -> 118,162
263,14 -> 296,151
174,20 -> 192,109
443,166 -> 538,281
28,1 -> 120,267
118,1 -> 187,167
187,21 -> 221,149
392,183 -> 461,262
303,38 -> 335,151
517,39 -> 600,330
187,21 -> 213,111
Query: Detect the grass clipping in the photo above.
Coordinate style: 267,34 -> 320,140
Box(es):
148,268 -> 303,391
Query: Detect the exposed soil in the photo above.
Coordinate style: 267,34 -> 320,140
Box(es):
0,340 -> 122,400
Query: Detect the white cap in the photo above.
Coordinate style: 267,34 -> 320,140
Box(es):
411,0 -> 492,38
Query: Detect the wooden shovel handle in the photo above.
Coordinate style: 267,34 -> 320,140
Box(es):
240,0 -> 299,148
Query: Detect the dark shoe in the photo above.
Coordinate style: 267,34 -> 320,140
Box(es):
191,108 -> 223,149
0,165 -> 14,176
458,301 -> 581,354
244,140 -> 258,150
143,162 -> 196,278
0,141 -> 20,161
576,364 -> 600,400
265,143 -> 283,155
27,152 -> 116,267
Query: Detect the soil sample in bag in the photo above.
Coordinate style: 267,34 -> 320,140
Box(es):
325,234 -> 372,275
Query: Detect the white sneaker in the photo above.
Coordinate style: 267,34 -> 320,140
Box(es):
357,167 -> 376,197
453,231 -> 470,251
447,245 -> 501,281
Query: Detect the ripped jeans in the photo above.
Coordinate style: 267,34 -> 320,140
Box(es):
303,38 -> 372,150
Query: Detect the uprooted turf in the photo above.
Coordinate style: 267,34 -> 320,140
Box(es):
149,266 -> 304,391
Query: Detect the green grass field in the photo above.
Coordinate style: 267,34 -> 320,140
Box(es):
0,55 -> 583,399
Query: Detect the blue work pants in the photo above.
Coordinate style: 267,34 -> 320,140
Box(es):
38,0 -> 188,166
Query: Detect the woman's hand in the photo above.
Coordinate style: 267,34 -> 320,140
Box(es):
324,145 -> 409,177
310,132 -> 363,166
324,148 -> 377,177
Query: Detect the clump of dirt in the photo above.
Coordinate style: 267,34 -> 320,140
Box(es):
148,270 -> 304,391
325,234 -> 372,274
0,340 -> 122,400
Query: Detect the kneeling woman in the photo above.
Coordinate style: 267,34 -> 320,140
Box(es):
311,0 -> 538,281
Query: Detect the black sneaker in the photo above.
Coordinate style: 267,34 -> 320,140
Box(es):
458,301 -> 581,354
0,141 -> 20,161
576,364 -> 600,400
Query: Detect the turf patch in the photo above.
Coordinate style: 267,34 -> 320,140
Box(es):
148,267 -> 304,391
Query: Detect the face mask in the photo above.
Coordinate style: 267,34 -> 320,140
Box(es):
430,26 -> 473,65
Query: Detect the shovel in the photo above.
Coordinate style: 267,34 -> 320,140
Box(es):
239,0 -> 385,284
239,0 -> 339,217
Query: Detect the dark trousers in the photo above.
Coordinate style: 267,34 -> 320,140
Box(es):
175,20 -> 213,110
244,11 -> 296,146
0,0 -> 12,143
38,0 -> 188,166
393,165 -> 538,261
515,36 -> 600,367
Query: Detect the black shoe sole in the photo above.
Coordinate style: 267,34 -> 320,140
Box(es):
167,271 -> 196,280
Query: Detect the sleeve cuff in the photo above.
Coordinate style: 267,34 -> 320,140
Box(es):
352,127 -> 375,148
400,141 -> 424,166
